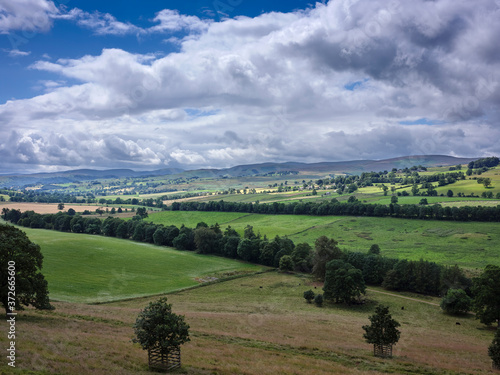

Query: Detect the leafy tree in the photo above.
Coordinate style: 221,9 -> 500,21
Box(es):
447,189 -> 454,197
0,224 -> 53,317
440,288 -> 472,315
489,328 -> 500,369
312,236 -> 342,280
133,298 -> 190,355
314,294 -> 324,307
57,203 -> 64,210
472,265 -> 500,326
323,259 -> 366,305
67,208 -> 76,216
391,195 -> 398,204
419,198 -> 428,205
194,226 -> 221,254
363,305 -> 401,352
291,243 -> 313,272
279,255 -> 294,272
237,238 -> 261,262
303,290 -> 315,303
136,207 -> 148,218
368,244 -> 380,255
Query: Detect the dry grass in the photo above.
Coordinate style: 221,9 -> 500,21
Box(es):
0,202 -> 103,214
0,272 -> 495,375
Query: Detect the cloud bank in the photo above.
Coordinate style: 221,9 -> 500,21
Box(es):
1,0 -> 499,173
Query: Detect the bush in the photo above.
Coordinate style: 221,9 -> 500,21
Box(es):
279,255 -> 294,272
303,290 -> 315,303
314,294 -> 323,307
489,328 -> 500,368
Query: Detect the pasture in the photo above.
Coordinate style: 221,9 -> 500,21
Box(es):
19,227 -> 264,303
0,272 -> 495,374
147,211 -> 500,269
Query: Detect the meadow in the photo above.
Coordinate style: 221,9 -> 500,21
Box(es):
18,227 -> 264,303
147,211 -> 500,269
0,272 -> 495,374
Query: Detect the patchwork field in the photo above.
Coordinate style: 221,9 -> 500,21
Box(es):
147,211 -> 500,269
18,227 -> 265,303
0,272 -> 495,375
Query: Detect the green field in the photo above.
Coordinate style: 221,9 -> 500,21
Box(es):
147,211 -> 500,269
20,227 -> 264,303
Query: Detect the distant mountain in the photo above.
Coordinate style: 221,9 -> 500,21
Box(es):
0,155 -> 478,189
0,167 -> 184,189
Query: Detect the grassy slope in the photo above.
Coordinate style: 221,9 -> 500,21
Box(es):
148,211 -> 500,269
20,227 -> 264,303
0,272 -> 494,375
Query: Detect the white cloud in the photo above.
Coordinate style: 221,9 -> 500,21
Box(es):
4,49 -> 31,57
1,0 -> 500,172
0,0 -> 58,33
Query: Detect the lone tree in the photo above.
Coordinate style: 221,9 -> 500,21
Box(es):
0,224 -> 52,317
312,236 -> 342,281
489,328 -> 500,370
133,297 -> 190,371
440,288 -> 472,315
472,265 -> 500,327
363,305 -> 401,358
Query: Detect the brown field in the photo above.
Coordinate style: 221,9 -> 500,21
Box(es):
0,272 -> 494,375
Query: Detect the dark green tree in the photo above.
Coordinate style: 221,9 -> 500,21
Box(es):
314,294 -> 323,307
133,298 -> 190,361
368,244 -> 381,255
291,243 -> 313,272
472,265 -> 500,326
312,236 -> 342,280
279,255 -> 294,272
362,305 -> 401,356
0,224 -> 53,317
440,289 -> 472,315
489,328 -> 500,369
303,290 -> 315,303
323,259 -> 366,305
57,203 -> 64,210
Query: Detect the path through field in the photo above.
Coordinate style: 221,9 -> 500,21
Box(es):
367,288 -> 440,306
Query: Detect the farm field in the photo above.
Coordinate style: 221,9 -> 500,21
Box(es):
17,226 -> 265,303
0,271 -> 495,375
147,211 -> 500,269
0,202 -> 106,214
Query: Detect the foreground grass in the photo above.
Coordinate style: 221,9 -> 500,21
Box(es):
20,227 -> 264,303
148,211 -> 500,269
0,272 -> 494,375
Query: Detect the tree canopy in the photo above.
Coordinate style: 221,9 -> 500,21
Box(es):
0,224 -> 52,317
323,259 -> 366,305
133,298 -> 190,353
472,265 -> 500,326
363,305 -> 401,346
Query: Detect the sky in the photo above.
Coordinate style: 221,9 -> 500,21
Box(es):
0,0 -> 499,174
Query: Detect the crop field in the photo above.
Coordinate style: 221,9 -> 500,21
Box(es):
19,227 -> 264,303
0,202 -> 106,214
148,211 -> 500,269
0,271 -> 495,375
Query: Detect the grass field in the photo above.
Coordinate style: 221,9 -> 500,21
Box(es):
0,271 -> 495,374
147,211 -> 500,269
19,227 -> 264,303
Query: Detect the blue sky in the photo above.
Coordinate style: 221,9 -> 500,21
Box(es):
0,0 -> 499,173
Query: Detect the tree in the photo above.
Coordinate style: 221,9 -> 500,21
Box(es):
363,305 -> 401,357
312,236 -> 342,280
314,294 -> 324,307
440,288 -> 472,315
303,290 -> 315,303
472,265 -> 500,326
447,189 -> 454,197
419,198 -> 428,205
279,255 -> 294,272
391,195 -> 398,204
133,298 -> 190,368
136,207 -> 148,218
489,328 -> 500,369
0,224 -> 53,317
323,259 -> 366,305
368,244 -> 381,255
291,243 -> 313,272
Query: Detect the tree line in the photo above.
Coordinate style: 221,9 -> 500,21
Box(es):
170,198 -> 500,222
1,208 -> 473,299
